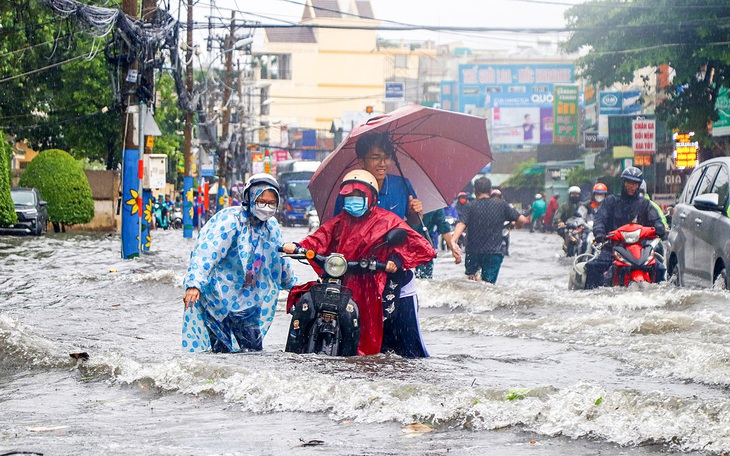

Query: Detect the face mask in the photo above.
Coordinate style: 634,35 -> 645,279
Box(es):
569,195 -> 581,204
343,196 -> 368,217
252,202 -> 277,221
594,195 -> 605,203
459,198 -> 467,204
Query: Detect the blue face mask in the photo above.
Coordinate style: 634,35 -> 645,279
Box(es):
343,196 -> 368,217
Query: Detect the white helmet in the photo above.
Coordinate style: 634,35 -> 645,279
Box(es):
243,173 -> 280,204
534,193 -> 543,199
568,186 -> 581,195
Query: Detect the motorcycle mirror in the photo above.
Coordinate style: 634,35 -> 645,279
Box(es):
385,228 -> 407,246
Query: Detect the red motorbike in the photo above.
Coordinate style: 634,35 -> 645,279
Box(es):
605,223 -> 662,286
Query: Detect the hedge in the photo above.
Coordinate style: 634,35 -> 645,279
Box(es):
0,133 -> 17,226
19,149 -> 94,226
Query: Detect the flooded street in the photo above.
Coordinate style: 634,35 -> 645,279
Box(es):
1,227 -> 728,455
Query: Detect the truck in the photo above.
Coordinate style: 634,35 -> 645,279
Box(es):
275,160 -> 321,226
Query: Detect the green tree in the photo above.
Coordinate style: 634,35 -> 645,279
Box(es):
0,133 -> 17,226
562,0 -> 730,157
19,148 -> 94,231
503,158 -> 544,189
0,1 -> 122,169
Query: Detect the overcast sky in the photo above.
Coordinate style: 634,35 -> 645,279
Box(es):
173,0 -> 585,65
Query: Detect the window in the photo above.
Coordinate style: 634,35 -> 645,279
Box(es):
394,55 -> 408,69
712,165 -> 729,209
260,87 -> 269,116
691,164 -> 719,204
259,54 -> 291,80
681,167 -> 703,204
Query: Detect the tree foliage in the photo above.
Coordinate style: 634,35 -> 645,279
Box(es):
19,148 -> 94,226
0,0 -> 122,169
503,158 -> 544,189
562,0 -> 730,156
0,133 -> 17,226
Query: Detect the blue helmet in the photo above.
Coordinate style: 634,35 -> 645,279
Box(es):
620,166 -> 643,183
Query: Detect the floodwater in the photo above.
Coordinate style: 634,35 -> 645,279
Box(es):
1,226 -> 728,455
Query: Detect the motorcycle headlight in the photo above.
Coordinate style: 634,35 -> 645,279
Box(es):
614,250 -> 627,263
324,254 -> 348,278
621,229 -> 642,244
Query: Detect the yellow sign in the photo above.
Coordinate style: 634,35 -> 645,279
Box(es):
634,154 -> 652,166
146,136 -> 154,148
673,132 -> 698,169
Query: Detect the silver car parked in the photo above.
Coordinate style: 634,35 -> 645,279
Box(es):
667,157 -> 730,288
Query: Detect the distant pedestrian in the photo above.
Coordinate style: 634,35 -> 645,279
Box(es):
543,194 -> 559,233
451,177 -> 527,284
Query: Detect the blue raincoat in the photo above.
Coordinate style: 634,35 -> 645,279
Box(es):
182,199 -> 297,353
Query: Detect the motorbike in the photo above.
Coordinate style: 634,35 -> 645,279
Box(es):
280,228 -> 407,356
562,216 -> 591,257
306,206 -> 320,233
153,202 -> 169,230
171,206 -> 183,229
569,223 -> 664,289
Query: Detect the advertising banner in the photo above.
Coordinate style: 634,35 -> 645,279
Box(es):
712,87 -> 730,137
492,107 -> 541,144
632,118 -> 656,154
599,92 -> 622,115
553,85 -> 580,145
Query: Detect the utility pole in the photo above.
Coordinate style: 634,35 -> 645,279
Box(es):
220,11 -> 235,192
120,0 -> 141,259
182,0 -> 194,238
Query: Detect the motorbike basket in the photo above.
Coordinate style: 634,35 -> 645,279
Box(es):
310,283 -> 353,313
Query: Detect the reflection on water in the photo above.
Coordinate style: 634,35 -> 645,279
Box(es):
0,228 -> 726,455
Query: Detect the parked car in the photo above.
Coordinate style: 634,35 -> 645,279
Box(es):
1,187 -> 48,236
667,157 -> 730,288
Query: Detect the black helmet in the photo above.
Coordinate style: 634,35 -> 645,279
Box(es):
620,166 -> 643,183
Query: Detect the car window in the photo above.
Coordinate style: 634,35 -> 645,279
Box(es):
680,166 -> 705,204
690,164 -> 719,204
11,191 -> 36,206
712,165 -> 729,209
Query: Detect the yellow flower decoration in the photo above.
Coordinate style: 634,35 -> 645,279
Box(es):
125,189 -> 140,215
143,234 -> 151,249
144,198 -> 153,223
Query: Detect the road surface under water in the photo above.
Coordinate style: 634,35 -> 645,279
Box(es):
1,226 -> 728,455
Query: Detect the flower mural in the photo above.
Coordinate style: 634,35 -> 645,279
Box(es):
125,189 -> 140,216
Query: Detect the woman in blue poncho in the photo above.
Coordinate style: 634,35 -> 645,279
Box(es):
181,173 -> 297,353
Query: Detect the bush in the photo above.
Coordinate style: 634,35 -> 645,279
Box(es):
0,133 -> 17,226
19,149 -> 94,226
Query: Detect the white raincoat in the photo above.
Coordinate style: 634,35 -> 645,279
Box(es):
182,202 -> 297,352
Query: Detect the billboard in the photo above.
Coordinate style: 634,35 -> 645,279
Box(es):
458,63 -> 574,118
553,85 -> 580,145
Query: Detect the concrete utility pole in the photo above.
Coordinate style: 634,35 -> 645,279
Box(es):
121,0 -> 139,154
220,11 -> 236,191
184,0 -> 194,178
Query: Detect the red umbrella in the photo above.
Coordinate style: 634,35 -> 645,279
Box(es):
309,104 -> 491,223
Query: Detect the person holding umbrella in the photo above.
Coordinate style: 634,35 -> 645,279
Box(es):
335,132 -> 423,222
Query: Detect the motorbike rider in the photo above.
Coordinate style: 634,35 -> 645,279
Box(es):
529,193 -> 547,233
553,186 -> 583,232
282,170 -> 435,357
584,167 -> 666,289
577,183 -> 607,223
553,186 -> 583,251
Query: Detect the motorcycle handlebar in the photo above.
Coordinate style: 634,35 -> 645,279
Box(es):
277,246 -> 316,260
